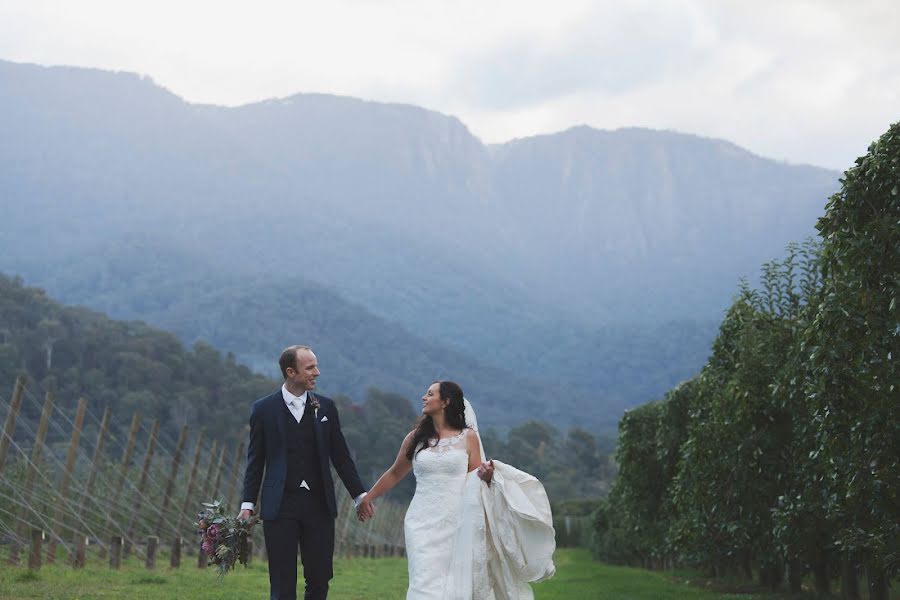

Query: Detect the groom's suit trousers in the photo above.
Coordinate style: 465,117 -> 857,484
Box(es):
264,487 -> 335,600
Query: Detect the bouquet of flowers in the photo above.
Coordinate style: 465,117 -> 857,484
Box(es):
195,499 -> 258,580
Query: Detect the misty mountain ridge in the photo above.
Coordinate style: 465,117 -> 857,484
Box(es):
0,59 -> 840,430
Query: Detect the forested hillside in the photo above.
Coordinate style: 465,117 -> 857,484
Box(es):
0,274 -> 613,503
0,273 -> 276,439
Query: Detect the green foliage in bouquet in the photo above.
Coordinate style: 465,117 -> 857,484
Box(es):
195,500 -> 259,580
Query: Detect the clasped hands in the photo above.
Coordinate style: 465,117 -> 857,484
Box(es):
357,496 -> 376,522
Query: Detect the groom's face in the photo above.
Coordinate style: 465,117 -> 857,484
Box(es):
287,349 -> 319,392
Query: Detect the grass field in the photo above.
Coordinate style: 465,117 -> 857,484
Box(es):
1,548 -> 894,599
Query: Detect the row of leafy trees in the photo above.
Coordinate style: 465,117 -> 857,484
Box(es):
593,122 -> 899,599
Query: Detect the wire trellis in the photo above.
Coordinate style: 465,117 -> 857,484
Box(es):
0,377 -> 407,569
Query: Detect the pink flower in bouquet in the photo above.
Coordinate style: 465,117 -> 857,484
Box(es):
195,499 -> 257,580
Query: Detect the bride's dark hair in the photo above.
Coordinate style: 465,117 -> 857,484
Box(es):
406,381 -> 467,461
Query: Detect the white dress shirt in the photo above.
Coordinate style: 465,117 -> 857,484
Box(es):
241,385 -> 366,513
283,385 -> 308,423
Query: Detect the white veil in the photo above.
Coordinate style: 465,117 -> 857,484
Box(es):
463,397 -> 486,463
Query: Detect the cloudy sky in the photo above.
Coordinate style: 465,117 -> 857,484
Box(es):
1,0 -> 897,170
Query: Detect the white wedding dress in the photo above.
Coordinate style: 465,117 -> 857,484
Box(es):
405,428 -> 472,599
404,403 -> 556,600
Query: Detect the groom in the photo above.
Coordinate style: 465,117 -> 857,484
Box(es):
238,345 -> 372,600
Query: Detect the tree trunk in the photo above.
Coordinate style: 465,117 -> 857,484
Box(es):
741,549 -> 753,580
788,558 -> 803,593
772,559 -> 785,591
722,559 -> 733,577
841,555 -> 860,600
865,564 -> 888,600
760,559 -> 784,592
813,557 -> 831,595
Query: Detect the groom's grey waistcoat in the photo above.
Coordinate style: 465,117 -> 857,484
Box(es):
241,389 -> 365,520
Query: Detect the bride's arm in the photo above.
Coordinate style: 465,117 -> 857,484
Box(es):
466,431 -> 482,472
467,432 -> 493,484
362,431 -> 415,503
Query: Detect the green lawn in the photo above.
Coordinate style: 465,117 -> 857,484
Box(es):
0,548 -> 887,599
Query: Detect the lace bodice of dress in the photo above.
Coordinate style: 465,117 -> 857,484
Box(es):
421,428 -> 469,454
410,429 -> 471,505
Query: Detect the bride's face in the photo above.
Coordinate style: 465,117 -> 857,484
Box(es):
421,383 -> 447,417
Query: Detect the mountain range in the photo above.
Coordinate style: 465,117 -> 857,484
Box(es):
0,59 -> 840,431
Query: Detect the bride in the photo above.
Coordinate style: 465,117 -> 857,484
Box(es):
357,381 -> 556,600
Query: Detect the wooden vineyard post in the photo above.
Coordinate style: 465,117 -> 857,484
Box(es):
115,412 -> 142,498
28,529 -> 44,570
109,536 -> 123,569
170,536 -> 182,568
225,441 -> 244,509
72,406 -> 110,565
46,397 -> 87,563
124,419 -> 159,558
0,375 -> 27,474
336,493 -> 353,558
199,440 -> 219,500
146,536 -> 158,569
207,444 -> 225,501
210,443 -> 228,500
8,390 -> 55,565
155,425 -> 188,535
181,432 -> 204,522
102,411 -> 141,559
72,536 -> 87,568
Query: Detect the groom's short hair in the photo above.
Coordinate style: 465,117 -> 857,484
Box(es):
279,345 -> 313,378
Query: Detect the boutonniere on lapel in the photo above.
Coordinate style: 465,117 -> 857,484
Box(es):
309,396 -> 321,420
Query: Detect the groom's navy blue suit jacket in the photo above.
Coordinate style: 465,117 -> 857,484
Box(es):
241,389 -> 365,520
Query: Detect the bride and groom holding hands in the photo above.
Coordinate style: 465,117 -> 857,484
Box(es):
239,345 -> 556,600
